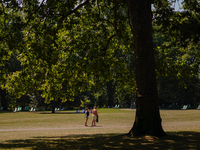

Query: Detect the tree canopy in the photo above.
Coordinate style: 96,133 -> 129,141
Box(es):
1,0 -> 133,103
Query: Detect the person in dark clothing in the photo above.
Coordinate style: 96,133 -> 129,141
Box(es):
85,107 -> 89,126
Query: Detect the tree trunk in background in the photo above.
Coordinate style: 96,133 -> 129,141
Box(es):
127,0 -> 166,136
106,79 -> 115,107
51,100 -> 56,113
0,89 -> 8,110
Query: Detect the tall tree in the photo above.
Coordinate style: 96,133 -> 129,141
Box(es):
0,89 -> 8,110
105,79 -> 115,107
0,0 -> 164,136
127,0 -> 165,136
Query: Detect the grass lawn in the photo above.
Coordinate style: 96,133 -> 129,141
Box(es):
0,108 -> 200,149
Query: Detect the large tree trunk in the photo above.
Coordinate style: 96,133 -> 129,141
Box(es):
127,0 -> 166,136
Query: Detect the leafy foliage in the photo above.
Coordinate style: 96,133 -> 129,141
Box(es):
1,0 -> 200,109
0,0 -> 134,105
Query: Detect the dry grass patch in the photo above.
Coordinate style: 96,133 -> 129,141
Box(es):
1,109 -> 200,149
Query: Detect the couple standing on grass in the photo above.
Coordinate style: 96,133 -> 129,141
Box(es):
85,106 -> 98,126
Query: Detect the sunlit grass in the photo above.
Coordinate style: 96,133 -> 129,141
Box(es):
0,108 -> 200,149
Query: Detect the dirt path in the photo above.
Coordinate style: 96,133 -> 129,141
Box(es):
1,121 -> 200,132
0,125 -> 132,132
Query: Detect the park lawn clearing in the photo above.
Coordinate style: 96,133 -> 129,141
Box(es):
0,108 -> 200,149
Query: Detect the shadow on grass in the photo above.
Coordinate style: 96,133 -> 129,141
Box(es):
40,111 -> 90,115
0,132 -> 200,149
0,111 -> 16,113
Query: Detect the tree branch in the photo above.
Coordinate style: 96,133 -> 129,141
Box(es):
97,0 -> 101,18
114,0 -> 118,34
103,34 -> 117,55
128,8 -> 133,34
66,0 -> 90,16
25,0 -> 45,26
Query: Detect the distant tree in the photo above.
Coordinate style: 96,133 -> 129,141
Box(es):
106,79 -> 115,107
0,89 -> 8,110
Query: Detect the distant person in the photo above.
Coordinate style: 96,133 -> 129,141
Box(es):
85,107 -> 89,126
82,109 -> 85,113
92,106 -> 98,126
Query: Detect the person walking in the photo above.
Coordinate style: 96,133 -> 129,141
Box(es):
92,106 -> 98,126
85,107 -> 89,126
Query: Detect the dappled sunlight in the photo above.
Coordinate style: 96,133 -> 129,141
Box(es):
0,132 -> 200,149
1,110 -> 200,149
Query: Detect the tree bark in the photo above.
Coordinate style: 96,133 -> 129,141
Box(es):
0,89 -> 8,111
106,79 -> 115,107
51,100 -> 56,113
127,0 -> 166,136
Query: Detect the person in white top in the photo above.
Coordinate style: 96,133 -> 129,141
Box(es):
92,106 -> 98,126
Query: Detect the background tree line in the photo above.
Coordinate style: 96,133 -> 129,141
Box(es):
1,22 -> 200,110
